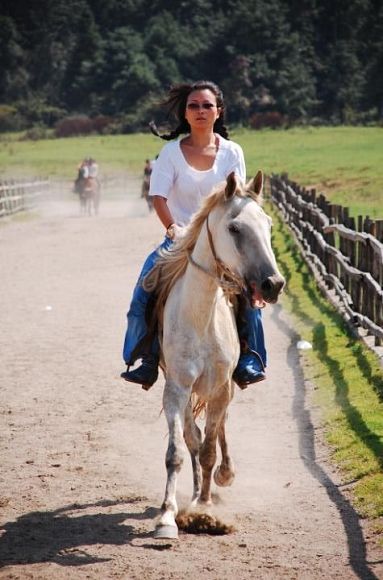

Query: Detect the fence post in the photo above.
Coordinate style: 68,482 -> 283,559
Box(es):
271,173 -> 383,348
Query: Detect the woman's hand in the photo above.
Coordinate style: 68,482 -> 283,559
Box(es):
151,196 -> 186,241
166,223 -> 186,241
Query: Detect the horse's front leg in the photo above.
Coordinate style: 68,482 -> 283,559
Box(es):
199,394 -> 230,505
155,379 -> 190,540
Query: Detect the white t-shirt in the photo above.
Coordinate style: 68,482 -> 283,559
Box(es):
88,163 -> 98,178
149,134 -> 246,226
80,165 -> 89,178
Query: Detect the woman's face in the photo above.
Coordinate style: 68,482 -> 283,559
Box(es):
184,89 -> 221,130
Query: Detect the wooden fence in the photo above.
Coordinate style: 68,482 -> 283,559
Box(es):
269,174 -> 383,346
0,179 -> 50,218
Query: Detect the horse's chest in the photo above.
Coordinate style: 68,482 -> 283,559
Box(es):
163,291 -> 239,386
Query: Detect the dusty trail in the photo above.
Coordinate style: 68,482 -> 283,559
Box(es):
0,188 -> 382,579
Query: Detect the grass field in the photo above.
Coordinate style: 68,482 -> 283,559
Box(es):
0,126 -> 382,217
237,126 -> 383,219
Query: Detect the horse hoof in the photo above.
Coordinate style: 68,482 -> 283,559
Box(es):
214,466 -> 235,487
154,524 -> 178,540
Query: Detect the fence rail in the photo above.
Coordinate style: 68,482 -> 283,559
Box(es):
269,174 -> 383,346
0,179 -> 50,217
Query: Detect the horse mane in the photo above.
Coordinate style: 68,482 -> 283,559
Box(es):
143,178 -> 259,315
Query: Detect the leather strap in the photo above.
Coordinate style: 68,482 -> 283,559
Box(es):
188,216 -> 246,296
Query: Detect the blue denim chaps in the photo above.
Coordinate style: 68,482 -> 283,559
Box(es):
123,237 -> 266,367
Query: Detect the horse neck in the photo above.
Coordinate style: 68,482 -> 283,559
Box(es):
185,221 -> 221,301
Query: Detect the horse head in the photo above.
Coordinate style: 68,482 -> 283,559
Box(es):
212,171 -> 285,306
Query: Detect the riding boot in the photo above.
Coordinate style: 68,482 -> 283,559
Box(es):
233,303 -> 267,389
121,353 -> 159,391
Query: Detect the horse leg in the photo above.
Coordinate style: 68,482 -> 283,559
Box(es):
155,380 -> 190,540
198,397 -> 230,505
184,400 -> 202,504
214,413 -> 235,487
94,191 -> 100,215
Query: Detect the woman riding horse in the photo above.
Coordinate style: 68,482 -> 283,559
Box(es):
121,80 -> 267,389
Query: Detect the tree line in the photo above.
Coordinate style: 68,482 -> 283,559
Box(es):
1,0 -> 382,134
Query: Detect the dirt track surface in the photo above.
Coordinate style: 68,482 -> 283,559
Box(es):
0,188 -> 382,579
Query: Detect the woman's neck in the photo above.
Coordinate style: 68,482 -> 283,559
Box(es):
180,129 -> 219,170
187,130 -> 216,149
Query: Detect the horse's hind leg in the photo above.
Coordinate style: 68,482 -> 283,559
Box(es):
155,380 -> 190,540
199,397 -> 230,505
214,414 -> 235,487
184,400 -> 202,504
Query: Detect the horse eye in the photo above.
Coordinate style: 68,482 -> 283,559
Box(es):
228,223 -> 240,235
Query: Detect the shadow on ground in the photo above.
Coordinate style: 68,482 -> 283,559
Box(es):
271,304 -> 380,580
0,497 -> 161,568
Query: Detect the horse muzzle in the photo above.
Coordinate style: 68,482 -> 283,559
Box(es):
260,274 -> 285,304
245,274 -> 285,307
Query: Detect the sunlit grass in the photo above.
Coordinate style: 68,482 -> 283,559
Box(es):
236,126 -> 383,218
0,127 -> 382,216
0,133 -> 161,180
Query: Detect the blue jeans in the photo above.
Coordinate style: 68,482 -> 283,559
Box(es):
123,236 -> 266,367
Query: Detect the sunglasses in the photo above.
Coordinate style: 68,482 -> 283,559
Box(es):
186,102 -> 216,110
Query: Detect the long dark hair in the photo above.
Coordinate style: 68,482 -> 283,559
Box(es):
149,80 -> 230,141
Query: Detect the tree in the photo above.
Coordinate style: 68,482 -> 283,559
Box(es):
0,0 -> 382,130
0,16 -> 28,101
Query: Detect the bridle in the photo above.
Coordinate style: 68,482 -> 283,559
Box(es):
188,214 -> 246,296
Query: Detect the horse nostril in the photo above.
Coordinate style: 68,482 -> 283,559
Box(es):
261,278 -> 273,294
261,275 -> 285,298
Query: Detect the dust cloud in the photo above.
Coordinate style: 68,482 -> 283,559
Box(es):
32,174 -> 147,220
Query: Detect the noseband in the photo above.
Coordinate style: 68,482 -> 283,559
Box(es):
188,215 -> 246,296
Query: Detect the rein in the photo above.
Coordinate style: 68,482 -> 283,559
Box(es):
188,215 -> 246,296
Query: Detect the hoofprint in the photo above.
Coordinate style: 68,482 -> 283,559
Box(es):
145,171 -> 285,539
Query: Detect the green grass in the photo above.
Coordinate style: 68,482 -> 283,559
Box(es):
235,126 -> 383,219
0,133 -> 162,181
269,200 -> 383,539
1,127 -> 382,217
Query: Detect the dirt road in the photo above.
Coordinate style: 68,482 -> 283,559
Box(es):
0,187 -> 382,579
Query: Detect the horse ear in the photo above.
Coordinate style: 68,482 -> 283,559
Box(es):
225,171 -> 238,200
246,170 -> 264,204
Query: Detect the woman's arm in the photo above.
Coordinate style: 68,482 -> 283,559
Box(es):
152,195 -> 174,230
152,196 -> 185,241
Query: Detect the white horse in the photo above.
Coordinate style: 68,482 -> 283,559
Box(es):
144,171 -> 285,539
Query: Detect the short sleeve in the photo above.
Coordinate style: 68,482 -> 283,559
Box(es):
227,142 -> 246,183
149,144 -> 175,198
